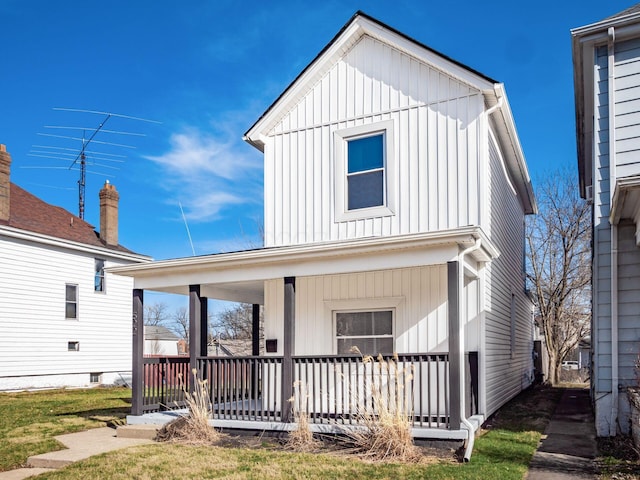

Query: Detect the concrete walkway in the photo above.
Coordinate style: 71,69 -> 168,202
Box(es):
527,388 -> 598,479
0,426 -> 156,480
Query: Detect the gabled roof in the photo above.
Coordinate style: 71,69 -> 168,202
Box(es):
244,11 -> 498,148
604,3 -> 640,22
244,10 -> 498,144
0,182 -> 145,258
144,325 -> 180,341
243,11 -> 536,215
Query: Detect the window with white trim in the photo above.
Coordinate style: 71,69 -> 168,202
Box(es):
334,120 -> 395,222
65,284 -> 78,319
335,310 -> 394,356
94,258 -> 105,292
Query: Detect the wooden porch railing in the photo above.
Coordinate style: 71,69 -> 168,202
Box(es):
141,352 -> 478,430
142,356 -> 191,412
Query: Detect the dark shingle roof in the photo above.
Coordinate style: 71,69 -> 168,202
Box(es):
604,3 -> 640,21
0,182 -> 137,255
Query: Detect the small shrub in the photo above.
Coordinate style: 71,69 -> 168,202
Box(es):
156,368 -> 219,445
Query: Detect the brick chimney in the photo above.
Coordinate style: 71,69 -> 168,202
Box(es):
99,180 -> 119,246
0,144 -> 11,222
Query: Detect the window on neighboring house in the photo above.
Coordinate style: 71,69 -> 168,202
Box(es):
94,259 -> 105,292
90,372 -> 102,383
66,284 -> 78,319
334,120 -> 395,222
68,341 -> 79,351
335,310 -> 394,356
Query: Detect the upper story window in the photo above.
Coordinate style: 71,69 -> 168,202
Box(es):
334,120 -> 395,222
347,134 -> 385,210
66,284 -> 78,319
94,259 -> 105,292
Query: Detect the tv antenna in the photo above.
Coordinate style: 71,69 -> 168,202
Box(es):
29,108 -> 160,219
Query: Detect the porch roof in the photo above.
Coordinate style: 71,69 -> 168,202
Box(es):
109,227 -> 498,304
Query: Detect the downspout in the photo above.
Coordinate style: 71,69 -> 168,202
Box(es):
608,26 -> 619,436
459,237 -> 482,462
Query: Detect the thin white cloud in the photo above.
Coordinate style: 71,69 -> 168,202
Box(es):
144,126 -> 262,223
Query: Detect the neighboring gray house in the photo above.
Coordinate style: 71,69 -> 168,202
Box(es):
573,4 -> 640,436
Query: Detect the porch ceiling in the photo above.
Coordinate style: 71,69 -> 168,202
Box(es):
109,227 -> 499,303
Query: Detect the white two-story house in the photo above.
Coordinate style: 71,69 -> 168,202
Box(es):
114,12 -> 536,449
0,144 -> 150,390
573,4 -> 640,436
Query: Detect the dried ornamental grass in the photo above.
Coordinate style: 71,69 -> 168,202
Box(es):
345,349 -> 421,463
286,381 -> 321,452
156,368 -> 220,445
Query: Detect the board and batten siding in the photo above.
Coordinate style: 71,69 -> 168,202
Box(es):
262,264 -> 480,357
0,235 -> 135,389
263,35 -> 483,247
484,131 -> 533,417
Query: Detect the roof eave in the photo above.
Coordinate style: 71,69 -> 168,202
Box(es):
244,12 -> 498,147
487,84 -> 537,215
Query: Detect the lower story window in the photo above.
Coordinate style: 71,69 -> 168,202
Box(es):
68,341 -> 79,352
335,310 -> 394,356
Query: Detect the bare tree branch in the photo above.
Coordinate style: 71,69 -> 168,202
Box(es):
526,169 -> 591,385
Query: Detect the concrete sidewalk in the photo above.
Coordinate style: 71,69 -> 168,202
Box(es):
527,388 -> 598,479
0,426 -> 156,480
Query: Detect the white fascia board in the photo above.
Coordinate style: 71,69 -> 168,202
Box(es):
571,12 -> 640,43
244,21 -> 364,147
489,84 -> 537,215
109,227 -> 499,292
0,224 -> 151,263
572,36 -> 593,197
358,17 -> 495,92
244,15 -> 495,147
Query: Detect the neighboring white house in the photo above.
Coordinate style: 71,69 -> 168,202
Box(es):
0,144 -> 150,390
573,4 -> 640,436
113,12 -> 536,444
144,325 -> 182,356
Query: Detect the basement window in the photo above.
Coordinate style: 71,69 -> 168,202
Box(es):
68,341 -> 80,352
90,372 -> 102,383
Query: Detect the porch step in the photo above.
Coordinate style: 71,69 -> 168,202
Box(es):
117,424 -> 160,440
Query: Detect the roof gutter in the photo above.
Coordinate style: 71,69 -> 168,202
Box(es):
0,224 -> 151,263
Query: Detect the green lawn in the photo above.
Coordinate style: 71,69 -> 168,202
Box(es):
0,387 -> 131,471
0,386 -> 563,479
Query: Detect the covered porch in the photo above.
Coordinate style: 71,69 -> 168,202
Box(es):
110,228 -> 498,437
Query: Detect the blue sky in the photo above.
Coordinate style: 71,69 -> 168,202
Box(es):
0,0 -> 632,264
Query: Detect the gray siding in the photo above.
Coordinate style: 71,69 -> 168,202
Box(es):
594,44 -> 612,394
617,222 -> 640,386
615,38 -> 640,170
484,132 -> 533,416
